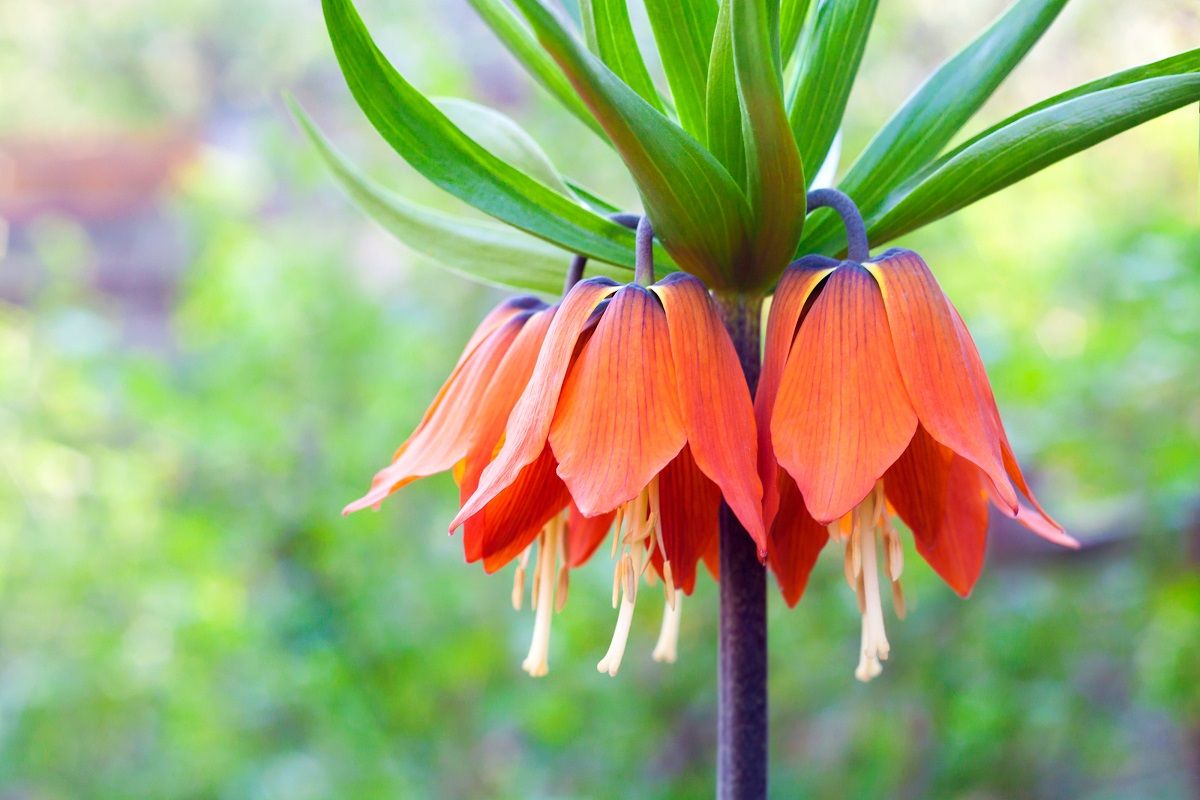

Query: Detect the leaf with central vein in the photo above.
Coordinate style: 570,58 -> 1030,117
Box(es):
323,0 -> 641,267
779,0 -> 812,69
705,1 -> 747,187
785,0 -> 878,181
867,74 -> 1200,243
946,46 -> 1200,148
512,0 -> 752,288
433,98 -> 575,198
465,0 -> 610,142
733,0 -> 806,285
580,0 -> 666,113
796,54 -> 1200,257
800,0 -> 1067,253
644,0 -> 718,137
290,99 -> 633,294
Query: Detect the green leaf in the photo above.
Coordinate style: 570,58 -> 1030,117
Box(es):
644,0 -> 718,137
785,0 -> 878,181
579,0 -> 666,113
779,0 -> 812,68
868,73 -> 1200,243
290,98 -> 632,294
465,0 -> 609,142
432,98 -> 575,198
705,1 -> 747,187
733,0 -> 806,283
953,46 -> 1200,145
323,0 -> 644,269
837,0 -> 1067,214
565,180 -> 623,214
511,0 -> 754,289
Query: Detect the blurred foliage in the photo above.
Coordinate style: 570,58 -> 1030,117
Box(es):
0,0 -> 1197,797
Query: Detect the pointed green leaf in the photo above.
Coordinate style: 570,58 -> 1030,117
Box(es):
786,0 -> 878,182
565,180 -> 623,214
705,2 -> 747,187
433,98 -> 575,198
954,46 -> 1200,145
837,0 -> 1067,212
644,0 -> 718,137
733,0 -> 806,283
869,74 -> 1200,243
290,98 -> 632,294
579,0 -> 666,113
511,0 -> 754,288
779,0 -> 812,68
465,0 -> 609,141
323,0 -> 645,268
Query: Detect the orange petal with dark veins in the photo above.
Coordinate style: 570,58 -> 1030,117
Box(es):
652,272 -> 766,553
565,504 -> 616,568
772,263 -> 918,523
344,310 -> 530,514
451,278 -> 618,530
464,442 -> 572,573
767,470 -> 830,607
647,445 -> 722,595
885,425 -> 989,597
866,249 -> 1018,512
549,285 -> 687,516
757,256 -> 837,529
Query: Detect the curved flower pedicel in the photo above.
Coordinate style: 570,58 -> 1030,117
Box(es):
759,193 -> 1078,682
453,253 -> 765,677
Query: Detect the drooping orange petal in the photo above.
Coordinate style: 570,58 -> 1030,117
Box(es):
462,307 -> 555,464
549,285 -> 688,516
983,480 -> 1079,549
885,425 -> 989,597
757,257 -> 838,529
651,272 -> 766,553
451,278 -> 618,530
701,534 -> 720,581
565,504 -> 615,568
344,311 -> 530,514
948,307 -> 1073,544
463,442 -> 572,573
767,471 -> 829,607
647,445 -> 721,595
866,249 -> 1018,512
772,263 -> 918,523
457,295 -> 546,371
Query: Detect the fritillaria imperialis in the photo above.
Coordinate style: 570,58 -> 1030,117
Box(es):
299,0 -> 1199,791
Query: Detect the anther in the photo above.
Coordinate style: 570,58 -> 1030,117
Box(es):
652,595 -> 682,664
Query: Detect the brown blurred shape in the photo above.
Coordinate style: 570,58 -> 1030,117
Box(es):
0,130 -> 197,223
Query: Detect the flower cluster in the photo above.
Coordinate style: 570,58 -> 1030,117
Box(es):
345,220 -> 1075,681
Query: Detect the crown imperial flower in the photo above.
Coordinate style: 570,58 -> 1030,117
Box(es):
759,241 -> 1079,681
452,267 -> 766,676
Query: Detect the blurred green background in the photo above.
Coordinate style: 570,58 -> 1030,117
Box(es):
1,0 -> 1198,797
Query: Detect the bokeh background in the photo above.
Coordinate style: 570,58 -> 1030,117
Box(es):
1,0 -> 1198,797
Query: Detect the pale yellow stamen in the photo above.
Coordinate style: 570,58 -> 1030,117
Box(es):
522,513 -> 565,677
832,481 -> 907,683
652,594 -> 682,663
554,527 -> 570,613
598,478 -> 678,677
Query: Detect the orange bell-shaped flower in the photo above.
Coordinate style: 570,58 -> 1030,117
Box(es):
453,267 -> 765,676
760,246 -> 1078,681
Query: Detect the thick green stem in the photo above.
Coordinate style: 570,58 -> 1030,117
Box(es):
714,293 -> 767,800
